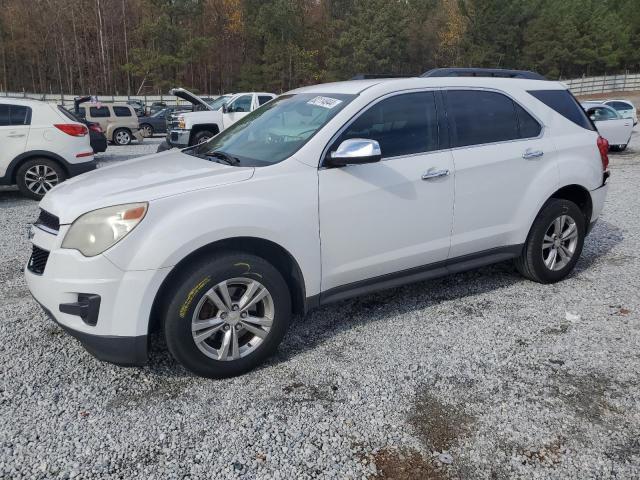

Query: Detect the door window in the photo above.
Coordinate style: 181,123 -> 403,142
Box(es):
89,106 -> 110,118
113,106 -> 133,117
227,95 -> 253,113
0,104 -> 31,126
513,102 -> 542,138
335,92 -> 439,158
446,90 -> 520,147
258,95 -> 274,106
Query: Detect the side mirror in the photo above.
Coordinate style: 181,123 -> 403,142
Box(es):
325,139 -> 382,167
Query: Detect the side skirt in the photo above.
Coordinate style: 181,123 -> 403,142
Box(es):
311,244 -> 523,307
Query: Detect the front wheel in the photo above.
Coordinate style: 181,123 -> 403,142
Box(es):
163,253 -> 292,378
140,124 -> 154,138
515,199 -> 585,283
191,130 -> 215,146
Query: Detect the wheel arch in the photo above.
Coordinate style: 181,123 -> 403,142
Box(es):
189,123 -> 221,144
550,184 -> 593,224
3,150 -> 70,185
148,236 -> 307,335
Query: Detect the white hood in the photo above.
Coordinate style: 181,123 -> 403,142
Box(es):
41,151 -> 254,224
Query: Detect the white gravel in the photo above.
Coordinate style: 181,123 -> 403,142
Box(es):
1,134 -> 639,479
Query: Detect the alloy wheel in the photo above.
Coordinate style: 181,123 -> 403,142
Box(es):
115,130 -> 131,144
24,165 -> 59,196
542,214 -> 579,271
191,277 -> 274,361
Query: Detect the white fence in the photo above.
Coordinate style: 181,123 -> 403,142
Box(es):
4,72 -> 640,102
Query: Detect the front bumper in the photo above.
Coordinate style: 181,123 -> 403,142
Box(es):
25,226 -> 170,366
166,129 -> 190,148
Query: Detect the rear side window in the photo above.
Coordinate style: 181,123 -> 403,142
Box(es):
513,103 -> 542,138
90,106 -> 110,118
113,106 -> 133,117
258,95 -> 273,106
607,101 -> 632,111
446,90 -> 519,147
0,104 -> 31,126
337,91 -> 439,158
528,90 -> 596,131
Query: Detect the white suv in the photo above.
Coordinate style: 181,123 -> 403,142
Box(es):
0,98 -> 95,199
25,69 -> 610,378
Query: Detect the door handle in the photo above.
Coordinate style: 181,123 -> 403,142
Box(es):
7,134 -> 26,138
421,169 -> 450,180
522,149 -> 544,160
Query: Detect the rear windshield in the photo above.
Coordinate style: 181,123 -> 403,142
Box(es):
528,90 -> 596,131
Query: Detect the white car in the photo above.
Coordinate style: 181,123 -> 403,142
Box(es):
26,69 -> 610,378
0,98 -> 96,199
165,88 -> 276,148
582,102 -> 633,151
603,99 -> 637,125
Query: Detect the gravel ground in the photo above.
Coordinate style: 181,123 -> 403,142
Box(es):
1,133 -> 639,479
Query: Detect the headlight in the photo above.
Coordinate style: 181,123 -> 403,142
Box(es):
177,115 -> 185,129
62,203 -> 148,257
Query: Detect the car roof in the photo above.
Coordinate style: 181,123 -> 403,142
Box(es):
289,77 -> 566,95
604,99 -> 633,104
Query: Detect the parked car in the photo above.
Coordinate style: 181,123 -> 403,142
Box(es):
148,102 -> 167,116
0,97 -> 95,199
75,99 -> 144,146
163,89 -> 276,150
582,102 -> 633,151
602,99 -> 638,125
139,106 -> 190,137
59,106 -> 107,153
127,99 -> 146,117
25,69 -> 610,378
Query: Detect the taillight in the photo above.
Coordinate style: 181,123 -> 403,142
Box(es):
597,136 -> 609,171
54,124 -> 88,137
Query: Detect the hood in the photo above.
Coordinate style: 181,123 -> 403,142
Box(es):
169,87 -> 212,110
40,150 -> 254,224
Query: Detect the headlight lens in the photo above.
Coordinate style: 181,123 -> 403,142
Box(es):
62,203 -> 148,257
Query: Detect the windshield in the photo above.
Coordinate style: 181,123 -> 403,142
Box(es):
193,93 -> 355,166
206,96 -> 230,110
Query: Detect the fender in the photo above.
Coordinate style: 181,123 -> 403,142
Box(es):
0,150 -> 71,185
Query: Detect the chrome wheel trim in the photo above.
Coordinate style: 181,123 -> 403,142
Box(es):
115,130 -> 130,144
191,277 -> 274,361
142,125 -> 153,137
24,165 -> 59,195
542,214 -> 579,271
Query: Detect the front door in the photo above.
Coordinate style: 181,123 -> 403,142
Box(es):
223,94 -> 254,129
319,91 -> 455,292
0,103 -> 30,178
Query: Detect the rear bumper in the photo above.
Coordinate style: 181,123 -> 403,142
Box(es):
38,302 -> 147,366
65,159 -> 97,177
589,181 -> 609,225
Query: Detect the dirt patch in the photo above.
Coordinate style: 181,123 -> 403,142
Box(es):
552,372 -> 621,423
518,436 -> 567,467
281,381 -> 340,403
410,388 -> 474,452
106,377 -> 189,410
370,447 -> 446,480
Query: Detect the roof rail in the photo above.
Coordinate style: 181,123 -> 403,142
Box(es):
421,68 -> 547,80
350,74 -> 412,80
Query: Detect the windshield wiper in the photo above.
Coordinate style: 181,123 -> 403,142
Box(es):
204,150 -> 241,166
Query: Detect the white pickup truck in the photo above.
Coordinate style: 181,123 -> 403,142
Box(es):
161,88 -> 276,151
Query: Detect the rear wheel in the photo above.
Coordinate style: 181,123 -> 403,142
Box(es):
515,199 -> 585,283
113,128 -> 132,145
163,252 -> 291,378
16,158 -> 66,200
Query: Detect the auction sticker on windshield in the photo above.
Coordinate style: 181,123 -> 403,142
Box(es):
307,96 -> 343,109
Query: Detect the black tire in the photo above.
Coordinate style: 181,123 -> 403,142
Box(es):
191,130 -> 215,146
140,123 -> 154,138
515,199 -> 586,283
163,252 -> 292,378
112,128 -> 132,145
16,158 -> 66,200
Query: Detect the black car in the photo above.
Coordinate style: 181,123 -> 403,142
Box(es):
59,106 -> 108,153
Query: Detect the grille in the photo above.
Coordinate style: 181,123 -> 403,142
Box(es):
35,209 -> 60,234
28,246 -> 50,275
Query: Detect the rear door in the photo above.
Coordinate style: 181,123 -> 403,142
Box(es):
444,89 -> 558,257
0,103 -> 31,178
587,106 -> 632,145
319,90 -> 455,292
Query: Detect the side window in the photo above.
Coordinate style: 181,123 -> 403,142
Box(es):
446,90 -> 519,147
113,106 -> 133,117
513,102 -> 542,138
528,90 -> 596,131
336,92 -> 438,158
0,104 -> 31,126
607,101 -> 629,111
90,106 -> 110,118
227,95 -> 253,113
589,107 -> 618,121
258,95 -> 273,106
